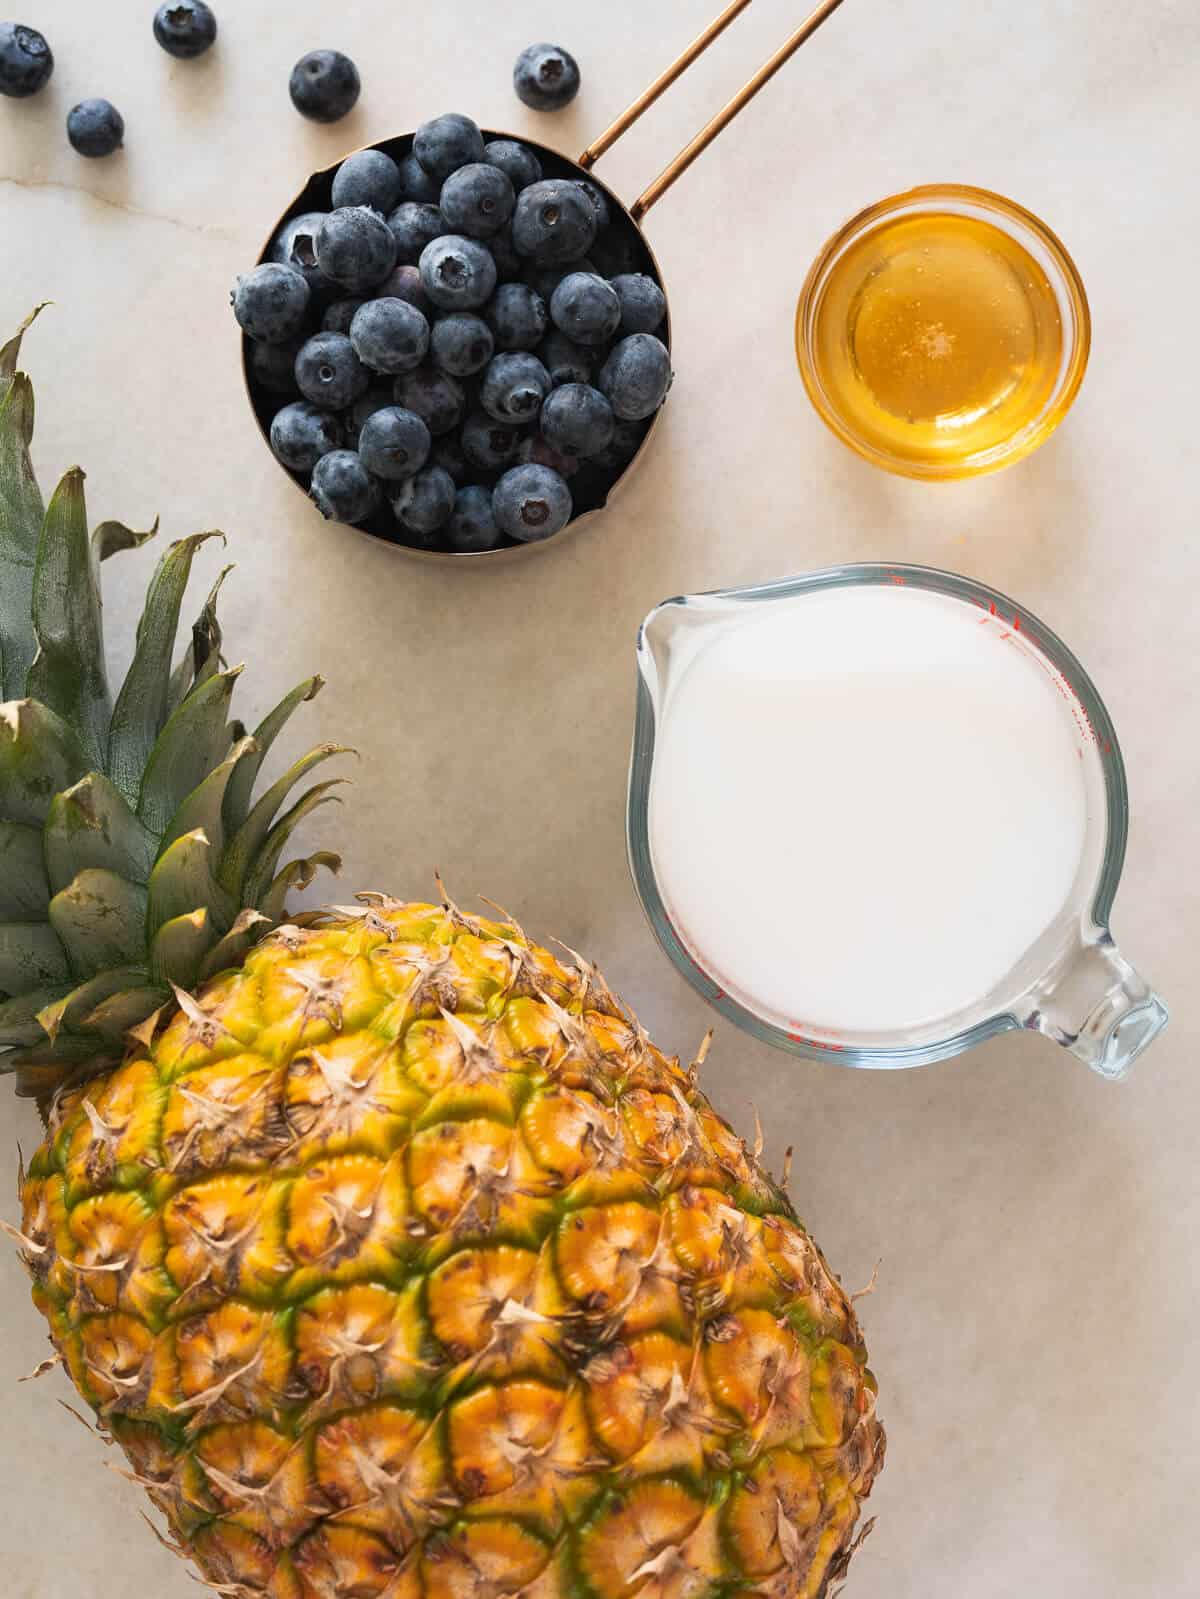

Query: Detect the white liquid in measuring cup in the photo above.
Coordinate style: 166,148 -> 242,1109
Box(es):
647,584 -> 1097,1035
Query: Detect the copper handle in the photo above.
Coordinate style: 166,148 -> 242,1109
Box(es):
580,0 -> 849,221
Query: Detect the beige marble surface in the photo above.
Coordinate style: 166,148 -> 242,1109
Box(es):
2,1 -> 1198,1594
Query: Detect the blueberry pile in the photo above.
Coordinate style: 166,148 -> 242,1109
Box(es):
239,114 -> 672,554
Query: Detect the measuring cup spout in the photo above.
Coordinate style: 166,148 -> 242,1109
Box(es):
1017,928 -> 1168,1080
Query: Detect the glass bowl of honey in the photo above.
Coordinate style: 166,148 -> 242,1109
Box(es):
795,184 -> 1090,479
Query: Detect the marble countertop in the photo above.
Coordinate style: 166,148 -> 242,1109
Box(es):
2,2 -> 1197,1595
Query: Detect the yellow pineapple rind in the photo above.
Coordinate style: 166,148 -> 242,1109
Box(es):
19,898 -> 883,1599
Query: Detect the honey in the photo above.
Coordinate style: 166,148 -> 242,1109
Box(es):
801,209 -> 1068,474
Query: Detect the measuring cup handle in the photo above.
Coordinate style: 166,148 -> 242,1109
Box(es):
1017,928 -> 1168,1080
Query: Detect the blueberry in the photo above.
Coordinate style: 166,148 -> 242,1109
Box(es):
248,336 -> 303,395
153,3 -> 217,60
377,263 -> 431,316
513,43 -> 580,112
461,411 -> 524,471
294,331 -> 370,409
493,464 -> 573,541
485,283 -> 548,351
387,202 -> 446,266
484,139 -> 543,193
574,180 -> 610,231
316,206 -> 397,293
432,435 -> 470,485
332,149 -> 403,213
588,416 -> 651,477
512,180 -> 597,265
517,434 -> 578,478
349,297 -> 430,375
480,352 -> 551,424
289,49 -> 360,123
550,272 -> 620,346
233,263 -> 311,344
270,402 -> 342,472
397,151 -> 441,203
610,272 -> 666,334
430,312 -> 494,377
322,298 -> 366,335
597,333 -> 672,420
269,212 -> 336,297
419,235 -> 497,311
447,484 -> 502,552
439,163 -> 515,240
522,258 -> 597,303
392,367 -> 465,436
67,100 -> 124,158
414,113 -> 484,182
538,329 -> 592,387
344,388 -> 393,444
392,465 -> 456,537
0,22 -> 52,97
540,383 -> 614,458
310,450 -> 379,524
488,223 -> 521,281
357,406 -> 431,480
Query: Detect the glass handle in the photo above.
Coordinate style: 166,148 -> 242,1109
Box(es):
1017,928 -> 1168,1080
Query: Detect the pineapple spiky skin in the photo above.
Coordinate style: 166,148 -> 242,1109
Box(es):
19,898 -> 883,1599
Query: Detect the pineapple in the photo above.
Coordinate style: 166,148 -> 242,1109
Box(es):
2,311 -> 884,1599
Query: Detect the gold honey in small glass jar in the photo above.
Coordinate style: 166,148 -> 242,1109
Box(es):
796,185 -> 1090,479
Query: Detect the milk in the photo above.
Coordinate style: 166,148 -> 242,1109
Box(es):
646,584 -> 1096,1035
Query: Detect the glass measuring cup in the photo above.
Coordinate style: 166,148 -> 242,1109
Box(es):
627,564 -> 1168,1079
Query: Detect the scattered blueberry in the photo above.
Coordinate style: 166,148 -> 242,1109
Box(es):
513,43 -> 581,112
392,465 -> 457,537
322,298 -> 366,335
397,151 -> 441,203
387,202 -> 446,266
269,402 -> 342,472
610,272 -> 666,334
432,435 -> 470,485
447,484 -> 502,552
461,411 -> 524,471
440,163 -> 515,240
538,329 -> 592,387
540,383 -> 614,458
0,21 -> 52,95
550,272 -> 620,345
67,99 -> 124,158
344,388 -> 393,444
512,179 -> 597,264
316,206 -> 397,293
419,234 -> 497,311
493,463 -> 573,541
269,211 -> 335,296
310,449 -> 379,524
349,297 -> 430,375
481,352 -> 551,424
233,262 -> 311,344
430,312 -> 494,377
484,139 -> 543,193
294,331 -> 370,410
357,405 -> 431,480
332,149 -> 403,213
414,112 -> 484,182
248,336 -> 303,395
289,49 -> 360,123
393,366 -> 466,436
486,283 -> 548,351
574,179 -> 610,230
598,333 -> 672,420
377,263 -> 431,315
153,2 -> 217,60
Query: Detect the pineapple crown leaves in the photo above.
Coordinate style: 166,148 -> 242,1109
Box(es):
0,308 -> 346,1100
